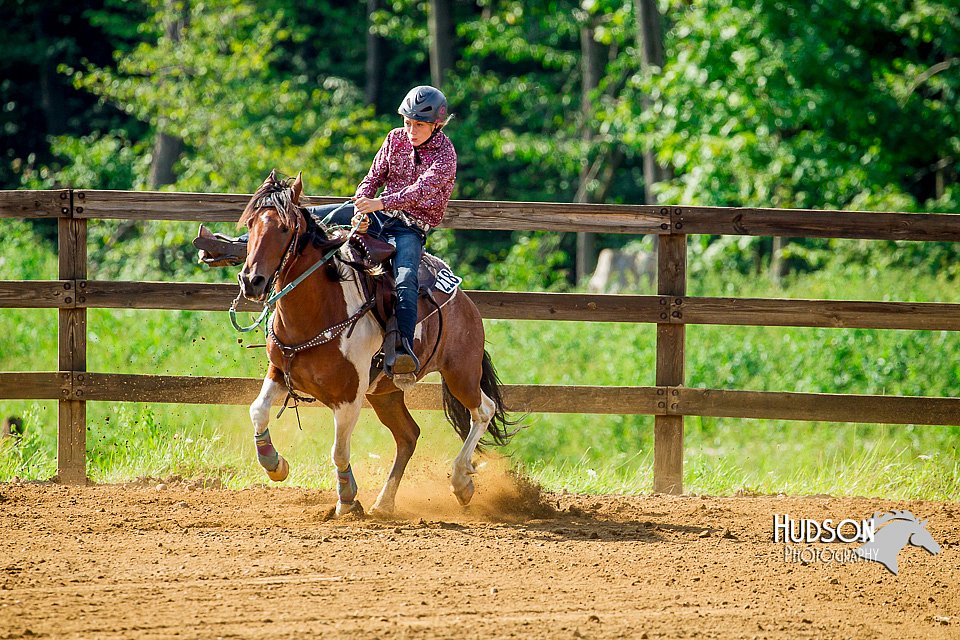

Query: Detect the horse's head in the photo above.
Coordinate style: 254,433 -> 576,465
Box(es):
237,170 -> 304,302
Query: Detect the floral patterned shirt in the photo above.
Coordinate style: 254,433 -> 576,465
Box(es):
355,128 -> 457,230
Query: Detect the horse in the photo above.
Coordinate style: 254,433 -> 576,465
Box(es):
235,171 -> 517,516
854,510 -> 940,575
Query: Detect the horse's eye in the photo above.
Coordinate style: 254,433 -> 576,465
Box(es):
279,225 -> 289,233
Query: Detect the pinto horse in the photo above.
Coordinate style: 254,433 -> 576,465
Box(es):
236,172 -> 516,516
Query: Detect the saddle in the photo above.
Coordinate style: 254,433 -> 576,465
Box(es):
195,224 -> 444,298
194,226 -> 451,377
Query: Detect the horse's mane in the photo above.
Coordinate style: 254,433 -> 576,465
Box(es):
238,174 -> 348,282
238,176 -> 300,230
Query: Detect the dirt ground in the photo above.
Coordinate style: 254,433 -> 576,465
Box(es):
1,468 -> 957,640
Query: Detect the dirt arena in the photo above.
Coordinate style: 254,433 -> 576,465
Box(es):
1,468 -> 957,639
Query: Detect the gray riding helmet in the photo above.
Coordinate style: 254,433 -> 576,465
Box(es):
398,86 -> 448,123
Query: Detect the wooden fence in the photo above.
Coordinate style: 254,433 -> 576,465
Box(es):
2,189 -> 960,491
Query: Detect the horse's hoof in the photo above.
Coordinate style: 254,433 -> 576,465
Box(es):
266,456 -> 289,482
335,500 -> 365,518
451,477 -> 475,506
369,501 -> 396,519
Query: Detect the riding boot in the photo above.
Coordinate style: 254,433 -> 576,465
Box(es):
392,334 -> 420,375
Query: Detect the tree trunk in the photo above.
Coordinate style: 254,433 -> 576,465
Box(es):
428,0 -> 454,88
34,5 -> 66,136
575,17 -> 605,283
148,0 -> 189,189
148,133 -> 183,189
365,0 -> 385,108
635,0 -> 670,270
635,0 -> 670,203
770,236 -> 787,284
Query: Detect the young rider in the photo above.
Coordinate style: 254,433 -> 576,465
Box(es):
305,85 -> 457,376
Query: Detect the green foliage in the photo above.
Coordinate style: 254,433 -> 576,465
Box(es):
7,0 -> 959,283
0,221 -> 59,281
20,132 -> 148,191
463,233 -> 571,291
611,0 -> 959,211
60,0 -> 385,195
0,402 -> 57,481
2,0 -> 960,498
443,1 -> 606,202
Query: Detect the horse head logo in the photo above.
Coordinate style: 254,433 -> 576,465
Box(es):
854,510 -> 940,575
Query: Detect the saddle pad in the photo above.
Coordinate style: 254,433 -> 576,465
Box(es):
339,240 -> 461,295
419,253 -> 462,295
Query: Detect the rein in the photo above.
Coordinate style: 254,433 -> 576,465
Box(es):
229,197 -> 373,423
229,200 -> 355,332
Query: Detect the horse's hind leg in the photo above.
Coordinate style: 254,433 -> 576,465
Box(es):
250,367 -> 289,481
451,391 -> 495,506
366,391 -> 421,516
441,367 -> 496,506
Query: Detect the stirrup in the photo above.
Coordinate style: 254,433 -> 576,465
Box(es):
383,321 -> 420,378
392,337 -> 420,375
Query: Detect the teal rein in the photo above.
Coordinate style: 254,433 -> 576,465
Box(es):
229,201 -> 357,333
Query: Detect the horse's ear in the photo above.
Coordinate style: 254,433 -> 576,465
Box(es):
266,168 -> 278,184
291,171 -> 303,204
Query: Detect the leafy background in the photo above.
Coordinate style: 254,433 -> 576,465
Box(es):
1,0 -> 958,498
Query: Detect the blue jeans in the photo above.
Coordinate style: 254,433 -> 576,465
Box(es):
306,204 -> 424,345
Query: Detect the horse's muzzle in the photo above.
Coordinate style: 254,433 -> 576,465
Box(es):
239,269 -> 268,302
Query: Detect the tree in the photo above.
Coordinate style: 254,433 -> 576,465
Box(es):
147,0 -> 189,189
365,0 -> 387,107
68,0 -> 384,194
575,10 -> 605,281
0,0 -> 143,191
635,0 -> 958,211
428,0 -> 455,88
633,0 -> 669,204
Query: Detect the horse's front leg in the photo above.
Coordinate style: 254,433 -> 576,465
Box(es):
250,369 -> 290,481
366,391 -> 421,517
332,399 -> 364,516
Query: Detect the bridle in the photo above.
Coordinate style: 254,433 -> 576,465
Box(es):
228,195 -> 371,423
229,199 -> 356,332
254,209 -> 302,297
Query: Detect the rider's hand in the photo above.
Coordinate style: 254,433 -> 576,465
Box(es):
351,212 -> 370,234
353,196 -> 384,215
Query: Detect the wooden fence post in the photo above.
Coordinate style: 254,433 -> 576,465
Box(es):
654,210 -> 686,494
57,191 -> 87,484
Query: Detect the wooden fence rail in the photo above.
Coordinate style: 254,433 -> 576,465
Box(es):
2,189 -> 960,491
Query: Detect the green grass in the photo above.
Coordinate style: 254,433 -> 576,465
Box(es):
1,222 -> 959,499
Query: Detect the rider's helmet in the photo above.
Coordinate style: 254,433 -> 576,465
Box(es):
398,85 -> 448,124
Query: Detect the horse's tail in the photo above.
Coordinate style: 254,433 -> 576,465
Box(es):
442,349 -> 522,448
